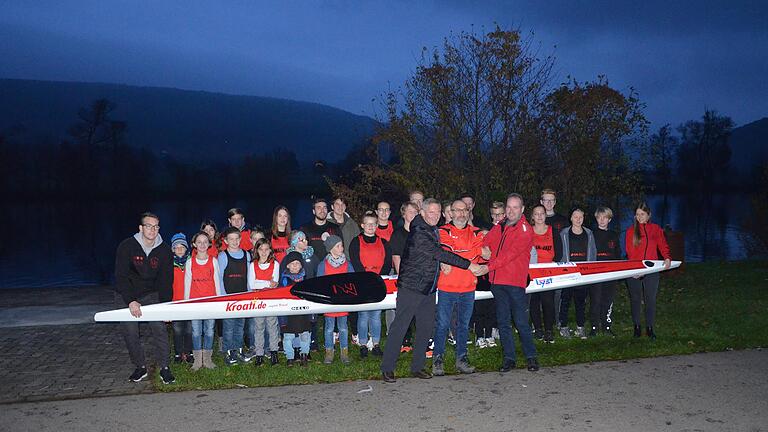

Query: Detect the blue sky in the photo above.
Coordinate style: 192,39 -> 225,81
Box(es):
1,1 -> 766,129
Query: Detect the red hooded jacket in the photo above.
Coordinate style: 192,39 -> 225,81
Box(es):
483,215 -> 534,289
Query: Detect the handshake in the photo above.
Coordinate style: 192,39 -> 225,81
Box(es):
441,262 -> 489,276
468,263 -> 489,276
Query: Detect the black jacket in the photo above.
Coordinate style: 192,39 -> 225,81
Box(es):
114,236 -> 173,304
397,215 -> 471,295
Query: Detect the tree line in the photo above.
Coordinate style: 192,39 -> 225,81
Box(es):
329,26 -> 758,223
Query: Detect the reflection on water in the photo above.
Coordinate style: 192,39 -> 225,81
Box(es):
638,193 -> 765,262
0,194 -> 765,288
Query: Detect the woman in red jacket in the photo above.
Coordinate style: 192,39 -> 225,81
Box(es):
625,202 -> 671,339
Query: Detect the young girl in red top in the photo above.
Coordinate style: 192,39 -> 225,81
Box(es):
171,233 -> 193,364
317,235 -> 356,364
624,202 -> 672,339
184,231 -> 223,370
246,238 -> 281,366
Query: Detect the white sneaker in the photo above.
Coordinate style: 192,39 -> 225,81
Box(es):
485,337 -> 497,347
575,326 -> 587,340
476,338 -> 488,349
559,326 -> 572,339
491,328 -> 500,340
351,334 -> 359,346
366,338 -> 374,350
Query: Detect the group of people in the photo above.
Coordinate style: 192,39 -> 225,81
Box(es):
114,189 -> 671,385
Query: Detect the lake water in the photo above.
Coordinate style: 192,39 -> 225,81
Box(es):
1,194 -> 764,288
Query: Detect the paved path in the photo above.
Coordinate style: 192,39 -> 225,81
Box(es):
0,287 -> 155,403
1,350 -> 765,431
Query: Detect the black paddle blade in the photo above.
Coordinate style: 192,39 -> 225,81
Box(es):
290,272 -> 386,305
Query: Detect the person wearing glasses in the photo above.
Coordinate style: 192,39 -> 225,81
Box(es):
114,212 -> 175,385
375,201 -> 394,241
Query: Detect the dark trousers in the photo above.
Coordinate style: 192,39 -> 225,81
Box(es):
559,286 -> 588,327
589,282 -> 617,329
491,284 -> 537,361
348,312 -> 358,336
627,273 -> 660,327
381,288 -> 436,374
172,320 -> 192,355
529,290 -> 555,333
471,297 -> 497,338
116,292 -> 169,369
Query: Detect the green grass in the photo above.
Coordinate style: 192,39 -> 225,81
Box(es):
154,261 -> 768,391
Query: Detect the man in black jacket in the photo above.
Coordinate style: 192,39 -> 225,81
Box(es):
114,212 -> 175,384
381,198 -> 488,382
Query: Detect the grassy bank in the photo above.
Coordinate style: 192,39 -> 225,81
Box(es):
155,261 -> 768,391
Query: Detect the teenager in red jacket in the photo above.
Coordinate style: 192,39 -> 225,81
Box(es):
482,194 -> 539,372
625,202 -> 672,339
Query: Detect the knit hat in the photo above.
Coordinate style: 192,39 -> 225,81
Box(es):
283,251 -> 304,268
290,231 -> 306,247
324,234 -> 343,253
171,233 -> 188,250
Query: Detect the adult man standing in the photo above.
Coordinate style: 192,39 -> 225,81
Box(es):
381,199 -> 487,383
432,200 -> 485,376
301,198 -> 341,262
460,193 -> 489,229
114,212 -> 175,384
483,194 -> 540,372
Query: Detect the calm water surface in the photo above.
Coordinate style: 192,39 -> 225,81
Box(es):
1,194 -> 764,288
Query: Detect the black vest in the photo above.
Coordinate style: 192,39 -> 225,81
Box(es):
223,250 -> 249,294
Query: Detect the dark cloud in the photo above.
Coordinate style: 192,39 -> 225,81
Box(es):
0,1 -> 765,128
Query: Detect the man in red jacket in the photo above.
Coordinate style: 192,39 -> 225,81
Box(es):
482,193 -> 540,372
432,200 -> 485,376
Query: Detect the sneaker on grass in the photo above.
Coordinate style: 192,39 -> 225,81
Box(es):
575,326 -> 587,340
128,366 -> 148,382
559,326 -> 572,339
485,337 -> 497,347
476,338 -> 488,349
160,367 -> 175,384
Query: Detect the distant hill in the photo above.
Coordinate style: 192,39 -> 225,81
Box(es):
0,79 -> 379,163
730,117 -> 768,172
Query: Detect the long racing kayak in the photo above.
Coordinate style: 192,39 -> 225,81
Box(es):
94,259 -> 679,322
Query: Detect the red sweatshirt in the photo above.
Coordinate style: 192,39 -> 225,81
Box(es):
483,215 -> 534,289
625,222 -> 671,260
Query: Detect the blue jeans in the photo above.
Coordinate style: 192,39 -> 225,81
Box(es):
491,284 -> 537,361
357,310 -> 382,345
283,331 -> 310,359
324,316 -> 348,349
191,319 -> 215,350
434,291 -> 475,359
222,318 -> 245,352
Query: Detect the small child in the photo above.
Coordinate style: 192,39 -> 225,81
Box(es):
171,233 -> 193,364
184,232 -> 223,371
246,238 -> 281,366
317,235 -> 355,364
280,251 -> 312,366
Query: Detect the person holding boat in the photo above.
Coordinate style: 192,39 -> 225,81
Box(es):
114,212 -> 175,384
625,202 -> 672,339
